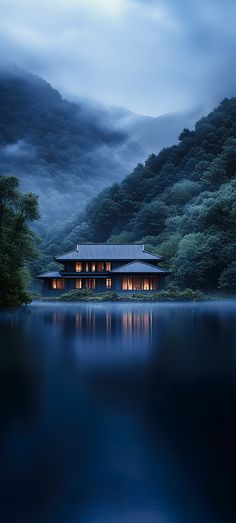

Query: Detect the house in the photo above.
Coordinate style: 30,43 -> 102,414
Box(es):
37,243 -> 170,295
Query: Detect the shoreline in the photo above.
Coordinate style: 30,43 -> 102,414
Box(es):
32,289 -> 236,304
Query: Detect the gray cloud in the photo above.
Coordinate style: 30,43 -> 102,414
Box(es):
1,140 -> 35,158
0,0 -> 236,115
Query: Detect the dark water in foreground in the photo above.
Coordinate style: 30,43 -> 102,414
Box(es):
0,301 -> 236,523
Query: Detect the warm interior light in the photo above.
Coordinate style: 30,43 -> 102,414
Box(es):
106,278 -> 112,289
51,279 -> 65,289
127,277 -> 133,291
76,279 -> 83,289
121,276 -> 157,290
52,279 -> 57,289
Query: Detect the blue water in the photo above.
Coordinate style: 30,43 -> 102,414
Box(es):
0,301 -> 236,523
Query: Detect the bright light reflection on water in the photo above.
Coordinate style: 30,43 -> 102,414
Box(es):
0,301 -> 235,523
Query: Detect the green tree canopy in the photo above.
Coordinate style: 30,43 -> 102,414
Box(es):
0,175 -> 40,306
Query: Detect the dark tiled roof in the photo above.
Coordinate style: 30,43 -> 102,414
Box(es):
55,244 -> 162,261
111,261 -> 170,274
37,271 -> 62,279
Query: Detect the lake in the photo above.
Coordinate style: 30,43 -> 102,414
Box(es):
0,301 -> 236,523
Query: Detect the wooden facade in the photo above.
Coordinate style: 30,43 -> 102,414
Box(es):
37,244 -> 170,296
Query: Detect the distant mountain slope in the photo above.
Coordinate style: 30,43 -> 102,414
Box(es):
53,98 -> 236,291
0,64 -> 128,233
0,64 -> 202,235
105,104 -> 202,156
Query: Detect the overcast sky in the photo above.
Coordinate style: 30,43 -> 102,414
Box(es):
1,0 -> 236,116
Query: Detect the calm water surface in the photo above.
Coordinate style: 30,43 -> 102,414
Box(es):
0,301 -> 236,523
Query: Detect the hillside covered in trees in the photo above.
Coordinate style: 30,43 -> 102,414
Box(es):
0,64 -> 198,238
45,98 -> 236,291
0,65 -> 127,234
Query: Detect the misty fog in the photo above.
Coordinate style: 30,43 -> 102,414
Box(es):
0,65 -> 202,237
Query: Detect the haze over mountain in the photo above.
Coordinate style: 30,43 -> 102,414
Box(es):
1,0 -> 236,116
0,64 -> 202,234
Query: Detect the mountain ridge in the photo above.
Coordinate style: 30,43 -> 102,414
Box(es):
0,64 -> 203,235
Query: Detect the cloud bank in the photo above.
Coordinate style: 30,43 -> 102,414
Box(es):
0,0 -> 236,115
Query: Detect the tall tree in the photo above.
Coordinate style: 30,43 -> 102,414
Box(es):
0,176 -> 40,306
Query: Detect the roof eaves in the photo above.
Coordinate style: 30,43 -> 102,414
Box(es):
37,271 -> 62,279
111,260 -> 165,272
110,259 -> 140,272
143,249 -> 163,260
111,260 -> 171,274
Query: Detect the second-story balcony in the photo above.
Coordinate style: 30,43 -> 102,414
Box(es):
60,271 -> 111,276
61,261 -> 112,275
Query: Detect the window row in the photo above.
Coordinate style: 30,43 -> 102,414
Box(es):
51,277 -> 157,291
51,278 -> 112,290
75,262 -> 112,273
121,276 -> 158,291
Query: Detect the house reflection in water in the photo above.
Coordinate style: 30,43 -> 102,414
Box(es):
122,310 -> 152,339
47,304 -> 155,362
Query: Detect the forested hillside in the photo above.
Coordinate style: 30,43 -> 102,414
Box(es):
0,65 -> 128,234
0,65 -> 199,238
49,98 -> 236,291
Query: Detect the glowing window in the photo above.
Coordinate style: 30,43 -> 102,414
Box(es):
91,263 -> 96,272
122,276 -> 128,290
121,276 -> 158,291
75,262 -> 82,272
106,262 -> 111,271
75,279 -> 83,289
106,278 -> 112,289
132,277 -> 141,290
52,279 -> 65,290
127,277 -> 133,290
85,263 -> 89,272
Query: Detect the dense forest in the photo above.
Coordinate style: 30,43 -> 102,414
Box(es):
0,176 -> 39,306
0,65 -> 127,235
43,98 -> 236,291
0,65 -> 197,238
